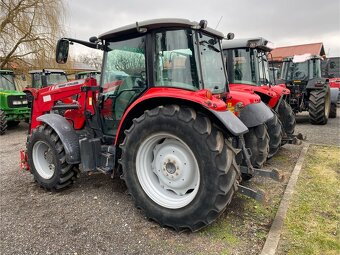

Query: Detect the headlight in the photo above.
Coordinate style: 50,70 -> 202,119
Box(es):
12,100 -> 23,105
22,100 -> 28,104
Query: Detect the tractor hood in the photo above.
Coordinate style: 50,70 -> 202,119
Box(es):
0,90 -> 26,96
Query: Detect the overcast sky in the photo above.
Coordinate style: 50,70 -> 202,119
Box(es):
64,0 -> 340,57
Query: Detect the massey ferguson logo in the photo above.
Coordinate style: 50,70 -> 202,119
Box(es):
50,79 -> 85,90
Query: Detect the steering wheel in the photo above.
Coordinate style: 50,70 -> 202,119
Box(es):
134,71 -> 146,87
295,71 -> 306,80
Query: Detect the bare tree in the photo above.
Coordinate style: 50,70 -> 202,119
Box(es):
0,0 -> 65,69
77,51 -> 102,70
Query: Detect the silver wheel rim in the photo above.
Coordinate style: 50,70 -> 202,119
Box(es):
136,133 -> 200,209
32,141 -> 55,179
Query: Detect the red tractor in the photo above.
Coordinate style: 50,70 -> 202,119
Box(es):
227,90 -> 272,171
222,38 -> 298,157
21,19 -> 264,231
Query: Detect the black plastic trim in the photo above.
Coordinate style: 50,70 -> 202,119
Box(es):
209,109 -> 248,136
37,114 -> 80,164
239,101 -> 274,128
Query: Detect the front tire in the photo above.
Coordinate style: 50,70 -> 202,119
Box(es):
243,124 -> 269,169
309,87 -> 331,125
27,124 -> 75,190
277,99 -> 296,136
120,105 -> 240,232
266,112 -> 283,159
0,110 -> 7,135
329,103 -> 336,118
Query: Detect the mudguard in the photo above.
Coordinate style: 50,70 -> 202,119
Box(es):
306,77 -> 328,89
238,101 -> 274,128
37,114 -> 80,164
209,109 -> 248,136
330,88 -> 339,104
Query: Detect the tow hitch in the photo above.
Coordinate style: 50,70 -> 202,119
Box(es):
237,135 -> 283,202
282,133 -> 306,145
237,184 -> 265,202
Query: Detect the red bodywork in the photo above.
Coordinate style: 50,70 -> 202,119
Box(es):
329,78 -> 340,89
229,83 -> 290,109
28,78 -> 98,132
226,90 -> 261,116
25,75 -> 230,145
113,88 -> 228,144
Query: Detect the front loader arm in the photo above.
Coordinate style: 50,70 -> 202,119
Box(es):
29,78 -> 98,131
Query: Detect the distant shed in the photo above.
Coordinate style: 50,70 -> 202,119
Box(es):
270,42 -> 326,69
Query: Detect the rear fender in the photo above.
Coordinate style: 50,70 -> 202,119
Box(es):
306,78 -> 329,89
23,88 -> 39,98
330,88 -> 339,104
37,114 -> 80,164
239,102 -> 274,128
114,88 -> 248,145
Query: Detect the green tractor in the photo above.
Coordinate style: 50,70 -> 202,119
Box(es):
28,69 -> 68,88
0,70 -> 30,135
75,70 -> 101,83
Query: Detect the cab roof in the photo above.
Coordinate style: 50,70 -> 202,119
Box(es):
99,18 -> 224,41
0,70 -> 14,74
29,69 -> 66,74
222,37 -> 274,52
283,54 -> 322,62
76,71 -> 101,75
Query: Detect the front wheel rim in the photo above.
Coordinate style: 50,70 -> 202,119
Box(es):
136,133 -> 200,209
32,141 -> 55,179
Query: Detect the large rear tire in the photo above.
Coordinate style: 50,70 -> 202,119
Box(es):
329,103 -> 337,118
27,124 -> 75,190
277,99 -> 296,136
309,88 -> 331,125
266,112 -> 283,159
243,124 -> 269,169
120,105 -> 240,232
0,110 -> 7,135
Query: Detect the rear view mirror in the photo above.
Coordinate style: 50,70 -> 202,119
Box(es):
56,39 -> 69,64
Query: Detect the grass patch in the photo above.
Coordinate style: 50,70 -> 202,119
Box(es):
279,145 -> 340,255
201,218 -> 239,245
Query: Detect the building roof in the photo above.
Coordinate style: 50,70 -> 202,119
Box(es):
270,42 -> 325,62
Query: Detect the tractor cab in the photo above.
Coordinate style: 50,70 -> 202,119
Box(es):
28,69 -> 68,88
54,19 -> 229,136
75,71 -> 101,83
0,70 -> 17,91
222,37 -> 274,87
269,67 -> 280,84
279,54 -> 322,85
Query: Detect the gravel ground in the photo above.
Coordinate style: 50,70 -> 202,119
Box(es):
0,109 -> 338,254
295,105 -> 340,146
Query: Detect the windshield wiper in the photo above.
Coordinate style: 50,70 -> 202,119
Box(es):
199,40 -> 220,53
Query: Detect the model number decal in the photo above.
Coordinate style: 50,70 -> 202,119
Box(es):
43,95 -> 51,102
